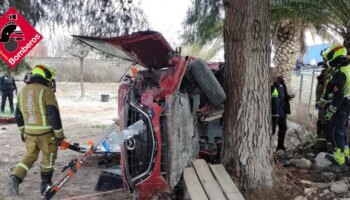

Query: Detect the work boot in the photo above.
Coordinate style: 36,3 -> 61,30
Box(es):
8,175 -> 22,195
276,145 -> 287,151
323,162 -> 348,173
333,148 -> 345,165
40,172 -> 53,195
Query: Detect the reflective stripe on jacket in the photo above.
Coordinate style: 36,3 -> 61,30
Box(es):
340,65 -> 350,97
324,64 -> 350,109
271,86 -> 280,117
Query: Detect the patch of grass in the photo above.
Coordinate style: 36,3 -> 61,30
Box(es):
91,124 -> 107,129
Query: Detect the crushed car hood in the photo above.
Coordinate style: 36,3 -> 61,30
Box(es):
72,31 -> 174,69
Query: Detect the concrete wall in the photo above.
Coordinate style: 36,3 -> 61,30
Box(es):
25,57 -> 131,83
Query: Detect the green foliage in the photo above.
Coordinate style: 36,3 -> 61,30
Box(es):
318,0 -> 350,36
91,124 -> 107,129
183,0 -> 223,44
0,0 -> 149,37
0,0 -> 50,26
292,130 -> 319,155
55,0 -> 149,37
270,0 -> 327,26
0,59 -> 31,75
182,0 -> 333,45
182,38 -> 222,61
0,0 -> 149,72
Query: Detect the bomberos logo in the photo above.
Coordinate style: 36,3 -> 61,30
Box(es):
0,7 -> 43,68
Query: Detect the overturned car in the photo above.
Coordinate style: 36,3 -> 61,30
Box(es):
74,31 -> 226,199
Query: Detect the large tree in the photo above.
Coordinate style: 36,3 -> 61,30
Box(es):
222,0 -> 273,188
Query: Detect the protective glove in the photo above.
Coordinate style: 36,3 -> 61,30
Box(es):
319,98 -> 329,109
325,105 -> 337,121
56,137 -> 64,146
21,134 -> 25,142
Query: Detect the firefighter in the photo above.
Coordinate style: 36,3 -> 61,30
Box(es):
321,43 -> 350,170
8,64 -> 65,195
271,75 -> 294,151
315,60 -> 335,152
0,71 -> 17,114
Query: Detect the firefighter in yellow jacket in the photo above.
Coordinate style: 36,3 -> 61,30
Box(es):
8,64 -> 64,195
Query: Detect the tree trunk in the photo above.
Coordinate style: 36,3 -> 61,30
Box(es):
222,0 -> 274,189
273,21 -> 301,90
79,57 -> 85,98
342,32 -> 350,53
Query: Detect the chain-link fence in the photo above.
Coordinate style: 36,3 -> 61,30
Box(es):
290,66 -> 320,130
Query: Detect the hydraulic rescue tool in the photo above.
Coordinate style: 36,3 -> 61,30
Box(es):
41,120 -> 144,200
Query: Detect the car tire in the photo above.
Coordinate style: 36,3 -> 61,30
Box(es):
188,59 -> 226,107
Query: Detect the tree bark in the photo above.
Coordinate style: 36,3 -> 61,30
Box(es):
79,57 -> 85,98
222,0 -> 274,189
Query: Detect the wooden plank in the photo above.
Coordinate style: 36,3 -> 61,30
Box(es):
193,159 -> 226,200
210,164 -> 245,200
183,167 -> 209,200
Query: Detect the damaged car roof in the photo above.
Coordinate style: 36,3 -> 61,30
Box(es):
72,31 -> 175,69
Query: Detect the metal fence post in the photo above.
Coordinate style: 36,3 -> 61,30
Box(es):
298,74 -> 304,106
306,65 -> 316,130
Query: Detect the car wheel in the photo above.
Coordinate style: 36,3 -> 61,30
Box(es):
188,59 -> 226,107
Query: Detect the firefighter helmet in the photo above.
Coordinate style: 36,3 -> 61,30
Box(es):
32,64 -> 56,81
322,43 -> 347,66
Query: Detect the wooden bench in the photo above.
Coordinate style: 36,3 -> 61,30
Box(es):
183,159 -> 245,200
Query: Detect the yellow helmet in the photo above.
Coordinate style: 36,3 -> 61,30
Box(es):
322,43 -> 347,65
32,64 -> 56,81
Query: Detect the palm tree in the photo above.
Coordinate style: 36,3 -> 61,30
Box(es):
319,0 -> 350,51
269,0 -> 329,89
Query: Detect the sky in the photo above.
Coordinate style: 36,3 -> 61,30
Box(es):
141,0 -> 191,47
40,0 -> 192,57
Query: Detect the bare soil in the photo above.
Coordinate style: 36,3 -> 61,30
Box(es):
0,82 -> 132,200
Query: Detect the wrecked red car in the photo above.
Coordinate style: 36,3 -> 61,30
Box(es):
74,31 -> 226,199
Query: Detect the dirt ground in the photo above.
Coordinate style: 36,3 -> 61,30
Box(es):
0,82 -> 132,200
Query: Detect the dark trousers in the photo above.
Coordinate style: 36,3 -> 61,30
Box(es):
272,115 -> 287,150
1,91 -> 14,113
317,109 -> 333,145
331,103 -> 350,152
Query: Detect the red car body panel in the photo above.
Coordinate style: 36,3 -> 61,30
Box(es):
73,31 -> 223,200
72,31 -> 174,69
135,103 -> 171,199
159,57 -> 189,99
